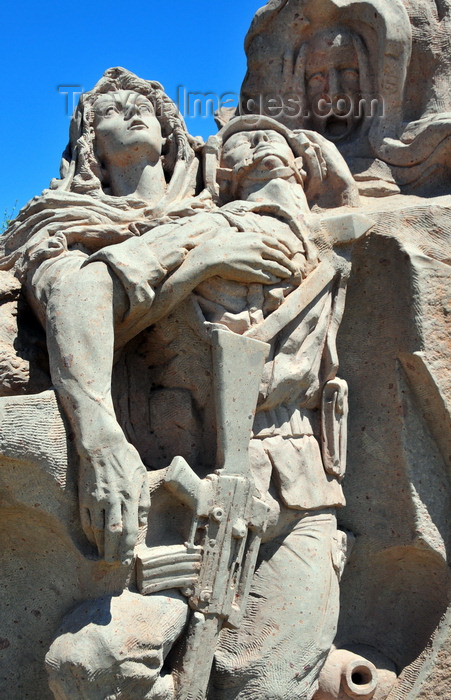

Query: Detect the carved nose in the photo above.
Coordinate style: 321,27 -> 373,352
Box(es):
328,68 -> 340,96
251,131 -> 270,147
124,104 -> 140,121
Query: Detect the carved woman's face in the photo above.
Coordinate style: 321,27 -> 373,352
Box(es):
93,90 -> 163,166
305,30 -> 361,141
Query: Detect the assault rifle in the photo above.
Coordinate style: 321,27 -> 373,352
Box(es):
164,327 -> 270,700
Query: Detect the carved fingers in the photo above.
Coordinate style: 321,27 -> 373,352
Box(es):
138,477 -> 152,526
103,503 -> 124,562
191,227 -> 304,284
268,226 -> 305,257
78,442 -> 151,566
299,130 -> 359,206
259,235 -> 300,274
117,498 -> 140,566
46,223 -> 133,250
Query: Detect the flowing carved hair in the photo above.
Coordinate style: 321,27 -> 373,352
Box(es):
51,67 -> 196,196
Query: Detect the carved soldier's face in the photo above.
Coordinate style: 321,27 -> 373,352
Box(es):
93,90 -> 163,166
220,129 -> 298,179
305,30 -> 361,141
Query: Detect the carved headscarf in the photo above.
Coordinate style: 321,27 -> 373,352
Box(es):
54,66 -> 197,203
0,68 -> 202,272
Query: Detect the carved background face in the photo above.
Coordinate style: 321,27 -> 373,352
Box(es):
305,29 -> 361,142
220,129 -> 297,178
93,90 -> 163,166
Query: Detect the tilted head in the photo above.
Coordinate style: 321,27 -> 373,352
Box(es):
219,128 -> 305,196
52,67 -> 195,197
204,115 -> 325,203
92,90 -> 164,173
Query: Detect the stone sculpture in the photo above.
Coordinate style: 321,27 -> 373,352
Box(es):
239,1 -> 451,697
0,0 -> 450,698
0,67 -> 359,699
240,0 -> 451,196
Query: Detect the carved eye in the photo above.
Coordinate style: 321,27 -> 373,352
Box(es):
341,69 -> 359,84
307,73 -> 326,91
269,131 -> 287,143
138,103 -> 152,114
225,135 -> 250,151
104,105 -> 118,116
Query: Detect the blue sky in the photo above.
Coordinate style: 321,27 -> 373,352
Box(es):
0,0 -> 264,221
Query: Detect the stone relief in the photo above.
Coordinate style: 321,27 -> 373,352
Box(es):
240,0 -> 451,196
0,1 -> 450,699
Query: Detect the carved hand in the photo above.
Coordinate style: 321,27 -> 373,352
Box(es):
144,225 -> 304,326
188,227 -> 303,285
78,423 -> 151,565
44,222 -> 134,252
142,224 -> 197,273
280,47 -> 306,99
299,130 -> 360,206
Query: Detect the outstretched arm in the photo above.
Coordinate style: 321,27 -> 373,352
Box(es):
40,256 -> 150,565
27,223 -> 199,566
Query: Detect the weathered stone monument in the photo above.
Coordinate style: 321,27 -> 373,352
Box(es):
0,2 -> 449,698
